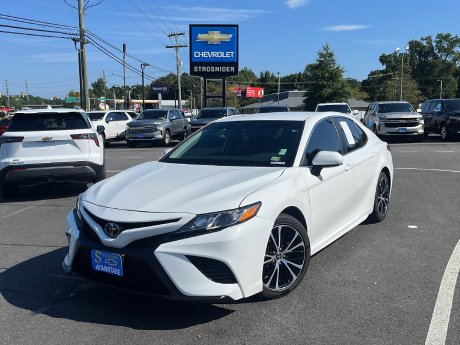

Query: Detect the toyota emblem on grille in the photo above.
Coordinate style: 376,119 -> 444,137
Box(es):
104,223 -> 122,238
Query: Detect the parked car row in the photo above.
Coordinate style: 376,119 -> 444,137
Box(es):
420,99 -> 460,141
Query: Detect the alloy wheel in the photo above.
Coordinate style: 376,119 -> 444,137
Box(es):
376,175 -> 390,218
263,224 -> 306,292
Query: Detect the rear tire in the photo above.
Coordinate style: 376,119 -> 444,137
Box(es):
368,171 -> 390,223
1,181 -> 19,198
93,165 -> 106,183
261,213 -> 310,299
102,133 -> 110,146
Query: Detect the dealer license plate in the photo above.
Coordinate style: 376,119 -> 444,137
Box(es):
398,128 -> 407,133
91,249 -> 123,277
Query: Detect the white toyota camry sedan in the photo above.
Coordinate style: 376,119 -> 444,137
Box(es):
63,112 -> 393,301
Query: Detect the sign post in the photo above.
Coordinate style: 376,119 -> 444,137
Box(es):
189,24 -> 239,108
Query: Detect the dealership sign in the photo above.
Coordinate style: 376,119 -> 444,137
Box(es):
189,24 -> 239,78
245,86 -> 264,99
151,85 -> 169,94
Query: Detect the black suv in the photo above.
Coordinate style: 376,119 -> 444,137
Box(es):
125,109 -> 190,147
190,107 -> 239,132
420,99 -> 460,141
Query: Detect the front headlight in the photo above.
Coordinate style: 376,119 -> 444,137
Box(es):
75,194 -> 82,220
176,202 -> 261,235
377,114 -> 387,122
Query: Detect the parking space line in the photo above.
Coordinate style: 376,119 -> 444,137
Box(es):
435,151 -> 454,153
107,170 -> 121,173
395,168 -> 460,173
425,238 -> 460,345
0,205 -> 38,220
124,156 -> 143,159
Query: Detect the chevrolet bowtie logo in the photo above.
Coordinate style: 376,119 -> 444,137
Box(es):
196,31 -> 232,45
41,137 -> 53,142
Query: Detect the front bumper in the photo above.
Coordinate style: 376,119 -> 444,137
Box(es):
63,205 -> 272,301
0,162 -> 103,185
377,122 -> 424,136
126,129 -> 163,141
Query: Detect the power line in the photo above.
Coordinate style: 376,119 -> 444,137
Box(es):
0,13 -> 77,30
0,29 -> 73,39
0,23 -> 77,36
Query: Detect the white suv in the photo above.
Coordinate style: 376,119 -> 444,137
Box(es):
87,110 -> 133,145
0,109 -> 105,198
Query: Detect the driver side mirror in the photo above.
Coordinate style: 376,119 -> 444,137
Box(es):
311,151 -> 343,176
96,125 -> 105,134
353,110 -> 359,115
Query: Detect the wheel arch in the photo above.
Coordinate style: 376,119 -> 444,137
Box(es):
280,206 -> 308,233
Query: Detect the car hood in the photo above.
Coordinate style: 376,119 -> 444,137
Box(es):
83,162 -> 285,214
191,118 -> 219,126
128,119 -> 166,127
380,112 -> 420,119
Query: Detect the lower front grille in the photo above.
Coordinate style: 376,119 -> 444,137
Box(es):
72,247 -> 170,295
384,121 -> 419,128
187,256 -> 237,284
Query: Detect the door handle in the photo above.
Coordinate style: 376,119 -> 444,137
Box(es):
345,163 -> 353,171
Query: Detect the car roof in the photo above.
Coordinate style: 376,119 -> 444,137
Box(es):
216,111 -> 328,122
317,102 -> 349,106
14,108 -> 85,114
374,101 -> 411,104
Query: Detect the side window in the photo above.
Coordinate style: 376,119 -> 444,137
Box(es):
303,118 -> 342,166
169,111 -> 177,120
105,112 -> 116,122
433,102 -> 443,112
334,117 -> 367,154
115,112 -> 128,121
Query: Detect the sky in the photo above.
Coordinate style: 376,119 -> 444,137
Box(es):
1,0 -> 460,99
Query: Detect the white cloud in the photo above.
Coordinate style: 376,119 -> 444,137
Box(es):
322,25 -> 370,32
285,0 -> 311,9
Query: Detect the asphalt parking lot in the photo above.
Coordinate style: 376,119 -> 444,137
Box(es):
0,136 -> 459,345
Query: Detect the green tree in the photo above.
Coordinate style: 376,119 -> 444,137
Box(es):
303,44 -> 351,110
89,77 -> 109,99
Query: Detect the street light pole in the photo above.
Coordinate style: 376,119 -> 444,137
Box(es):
396,46 -> 409,101
277,72 -> 281,105
141,63 -> 150,111
438,79 -> 443,99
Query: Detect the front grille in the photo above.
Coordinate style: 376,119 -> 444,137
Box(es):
187,256 -> 237,284
384,121 -> 419,128
84,209 -> 180,232
82,219 -> 102,244
72,247 -> 170,295
128,127 -> 154,133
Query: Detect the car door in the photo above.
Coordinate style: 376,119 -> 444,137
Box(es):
431,101 -> 443,133
300,118 -> 355,248
421,101 -> 433,131
103,112 -> 118,139
115,112 -> 130,137
168,111 -> 179,136
334,116 -> 376,219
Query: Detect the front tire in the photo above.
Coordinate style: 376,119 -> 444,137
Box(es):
127,140 -> 138,148
261,213 -> 310,299
163,130 -> 171,146
368,171 -> 390,223
440,124 -> 450,141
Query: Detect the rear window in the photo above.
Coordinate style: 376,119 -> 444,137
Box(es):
316,104 -> 351,113
88,112 -> 105,121
7,112 -> 90,132
137,110 -> 167,120
197,108 -> 227,119
444,100 -> 460,112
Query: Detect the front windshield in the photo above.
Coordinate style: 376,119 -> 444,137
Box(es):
197,108 -> 227,119
162,120 -> 304,167
88,112 -> 105,121
379,103 -> 415,113
444,100 -> 460,112
258,106 -> 288,113
137,110 -> 167,120
317,104 -> 350,113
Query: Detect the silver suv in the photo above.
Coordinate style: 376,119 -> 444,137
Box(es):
363,101 -> 424,140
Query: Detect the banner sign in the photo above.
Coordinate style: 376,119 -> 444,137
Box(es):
189,24 -> 239,78
245,86 -> 264,99
151,85 -> 169,94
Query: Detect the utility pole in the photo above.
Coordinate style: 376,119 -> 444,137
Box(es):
102,70 -> 107,98
78,0 -> 90,111
5,80 -> 9,108
123,43 -> 127,109
438,79 -> 443,99
25,80 -> 30,101
141,63 -> 149,111
166,32 -> 187,110
112,87 -> 116,110
277,72 -> 281,105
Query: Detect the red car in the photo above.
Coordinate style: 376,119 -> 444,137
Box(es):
0,117 -> 11,136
